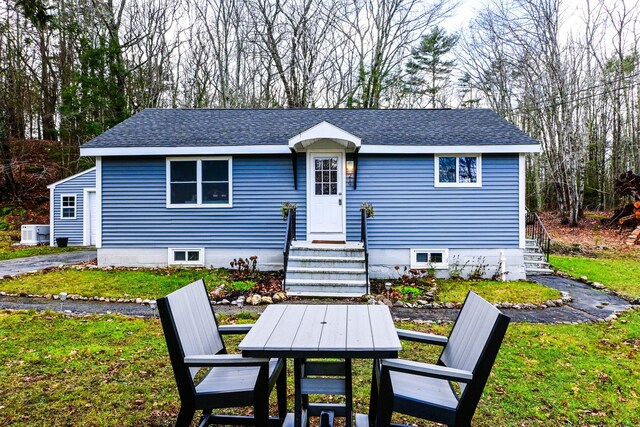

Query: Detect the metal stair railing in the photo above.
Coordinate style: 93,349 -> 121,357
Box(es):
283,207 -> 297,291
360,208 -> 370,295
525,208 -> 551,262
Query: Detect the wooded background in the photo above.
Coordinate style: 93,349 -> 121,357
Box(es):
0,0 -> 638,226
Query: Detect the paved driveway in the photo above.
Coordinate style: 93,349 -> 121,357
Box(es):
0,250 -> 97,278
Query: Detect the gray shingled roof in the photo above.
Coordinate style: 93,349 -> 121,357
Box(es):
81,108 -> 539,148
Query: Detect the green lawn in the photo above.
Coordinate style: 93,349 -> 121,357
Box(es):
436,280 -> 560,304
1,310 -> 638,426
0,242 -> 85,261
0,268 -> 231,299
550,254 -> 640,299
0,230 -> 86,260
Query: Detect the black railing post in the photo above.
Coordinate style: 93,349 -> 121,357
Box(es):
360,208 -> 370,295
283,207 -> 297,292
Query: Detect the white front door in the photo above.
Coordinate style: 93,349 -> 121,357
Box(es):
307,152 -> 346,241
85,191 -> 97,246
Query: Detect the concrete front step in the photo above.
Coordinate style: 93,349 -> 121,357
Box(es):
525,260 -> 550,267
287,268 -> 367,281
289,248 -> 364,258
524,253 -> 545,260
285,290 -> 366,298
288,256 -> 365,269
526,267 -> 554,275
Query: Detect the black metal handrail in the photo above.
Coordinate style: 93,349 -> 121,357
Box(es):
360,208 -> 370,295
525,209 -> 551,262
283,207 -> 297,290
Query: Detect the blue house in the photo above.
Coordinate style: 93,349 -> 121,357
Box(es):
68,109 -> 539,296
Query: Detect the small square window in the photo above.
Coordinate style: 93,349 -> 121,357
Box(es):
411,249 -> 448,269
169,248 -> 204,266
61,195 -> 76,219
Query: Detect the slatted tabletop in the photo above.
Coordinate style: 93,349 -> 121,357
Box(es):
239,305 -> 401,358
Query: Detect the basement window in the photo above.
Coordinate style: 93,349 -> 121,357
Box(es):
410,249 -> 449,269
169,248 -> 205,266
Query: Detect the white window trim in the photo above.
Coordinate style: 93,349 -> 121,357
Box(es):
60,194 -> 77,219
168,248 -> 205,266
434,154 -> 482,188
166,156 -> 233,208
410,248 -> 449,269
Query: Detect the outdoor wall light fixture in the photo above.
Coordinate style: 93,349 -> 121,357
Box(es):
346,160 -> 355,186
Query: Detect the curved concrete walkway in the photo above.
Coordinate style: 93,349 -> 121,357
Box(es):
0,250 -> 97,278
0,271 -> 633,323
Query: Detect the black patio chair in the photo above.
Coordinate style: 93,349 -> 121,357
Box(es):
157,279 -> 287,427
364,291 -> 510,427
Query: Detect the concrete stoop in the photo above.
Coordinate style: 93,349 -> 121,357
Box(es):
285,242 -> 368,297
525,239 -> 553,275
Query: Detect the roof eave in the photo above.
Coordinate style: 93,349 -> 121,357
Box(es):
80,144 -> 541,157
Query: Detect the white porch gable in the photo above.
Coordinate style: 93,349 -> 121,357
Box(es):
288,121 -> 361,151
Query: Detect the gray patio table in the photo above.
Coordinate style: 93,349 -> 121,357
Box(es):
239,304 -> 402,427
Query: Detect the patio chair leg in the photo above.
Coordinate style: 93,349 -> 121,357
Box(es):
175,404 -> 196,427
368,360 -> 380,426
276,359 -> 288,419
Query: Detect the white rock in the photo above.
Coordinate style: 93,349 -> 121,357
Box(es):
221,299 -> 230,305
250,294 -> 262,305
135,298 -> 143,304
262,296 -> 273,304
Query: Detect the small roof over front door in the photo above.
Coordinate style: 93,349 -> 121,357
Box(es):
289,121 -> 361,152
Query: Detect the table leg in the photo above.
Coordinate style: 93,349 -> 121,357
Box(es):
368,359 -> 379,427
294,358 -> 302,427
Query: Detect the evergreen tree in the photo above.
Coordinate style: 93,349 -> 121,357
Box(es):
405,26 -> 459,108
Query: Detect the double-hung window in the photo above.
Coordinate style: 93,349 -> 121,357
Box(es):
167,157 -> 232,207
435,154 -> 482,187
61,194 -> 77,219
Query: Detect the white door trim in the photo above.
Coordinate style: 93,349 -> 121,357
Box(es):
83,188 -> 97,246
306,149 -> 347,241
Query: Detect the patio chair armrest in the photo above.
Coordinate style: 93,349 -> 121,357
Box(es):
184,354 -> 270,367
396,329 -> 448,345
218,324 -> 254,335
381,359 -> 473,382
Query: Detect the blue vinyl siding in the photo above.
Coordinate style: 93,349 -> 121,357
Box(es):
101,156 -> 306,247
101,154 -> 518,249
52,169 -> 96,245
345,154 -> 519,248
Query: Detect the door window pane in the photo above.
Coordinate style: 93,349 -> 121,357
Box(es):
439,157 -> 456,183
315,156 -> 339,195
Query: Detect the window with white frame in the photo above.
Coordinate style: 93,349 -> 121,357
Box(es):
435,154 -> 481,187
61,194 -> 77,219
410,249 -> 449,269
167,157 -> 232,207
168,248 -> 205,266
